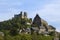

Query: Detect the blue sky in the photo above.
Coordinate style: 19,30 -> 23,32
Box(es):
0,0 -> 60,32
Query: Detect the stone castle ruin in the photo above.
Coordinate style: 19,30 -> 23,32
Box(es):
14,11 -> 56,35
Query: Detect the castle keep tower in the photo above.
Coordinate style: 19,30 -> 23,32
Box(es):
24,12 -> 27,18
21,11 -> 27,19
14,11 -> 27,19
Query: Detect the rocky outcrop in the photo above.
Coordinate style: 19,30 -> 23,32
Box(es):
31,14 -> 56,34
32,14 -> 41,27
14,12 -> 56,35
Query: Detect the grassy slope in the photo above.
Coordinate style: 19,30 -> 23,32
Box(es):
0,34 -> 54,40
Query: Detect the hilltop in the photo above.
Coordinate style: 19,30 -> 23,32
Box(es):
0,11 -> 60,40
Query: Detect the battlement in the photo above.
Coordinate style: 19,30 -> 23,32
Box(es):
14,11 -> 27,19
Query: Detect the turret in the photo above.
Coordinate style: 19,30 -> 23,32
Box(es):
14,11 -> 27,19
19,11 -> 24,18
24,12 -> 27,18
14,11 -> 22,18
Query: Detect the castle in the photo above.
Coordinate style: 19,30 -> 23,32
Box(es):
14,11 -> 56,35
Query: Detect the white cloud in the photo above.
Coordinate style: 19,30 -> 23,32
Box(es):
0,0 -> 60,32
37,0 -> 60,21
36,0 -> 60,32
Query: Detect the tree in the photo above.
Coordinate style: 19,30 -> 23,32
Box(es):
49,32 -> 55,36
9,27 -> 18,36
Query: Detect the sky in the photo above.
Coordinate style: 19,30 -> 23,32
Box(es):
0,0 -> 60,32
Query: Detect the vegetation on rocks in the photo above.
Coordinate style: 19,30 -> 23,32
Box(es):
0,12 -> 59,40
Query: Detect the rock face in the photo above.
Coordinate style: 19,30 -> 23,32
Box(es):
31,14 -> 55,34
14,12 -> 56,34
48,25 -> 56,32
32,14 -> 41,27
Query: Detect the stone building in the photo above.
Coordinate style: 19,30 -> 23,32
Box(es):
14,11 -> 27,19
14,12 -> 56,35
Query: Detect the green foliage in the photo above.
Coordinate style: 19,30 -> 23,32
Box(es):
59,34 -> 60,40
3,34 -> 32,40
49,32 -> 55,36
0,36 -> 4,40
20,34 -> 32,40
9,28 -> 18,36
31,33 -> 38,40
0,33 -> 54,40
0,12 -> 55,40
0,12 -> 31,30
